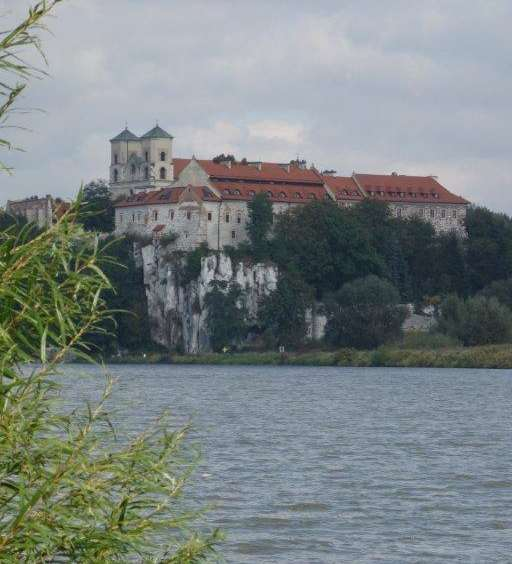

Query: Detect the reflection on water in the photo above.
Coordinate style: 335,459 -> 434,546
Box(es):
59,365 -> 512,563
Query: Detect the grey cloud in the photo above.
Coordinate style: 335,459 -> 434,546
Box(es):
1,0 -> 511,212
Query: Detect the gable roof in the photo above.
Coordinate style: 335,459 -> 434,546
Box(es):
141,125 -> 174,139
110,128 -> 139,142
354,173 -> 469,205
172,158 -> 322,184
114,185 -> 219,208
322,176 -> 365,201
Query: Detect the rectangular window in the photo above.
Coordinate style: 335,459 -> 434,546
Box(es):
430,209 -> 435,218
119,213 -> 123,223
225,214 -> 230,223
452,210 -> 457,218
231,230 -> 236,239
187,211 -> 191,220
441,209 -> 446,218
170,210 -> 174,220
152,210 -> 158,221
208,212 -> 212,221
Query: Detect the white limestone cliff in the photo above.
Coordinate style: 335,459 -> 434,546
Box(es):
141,244 -> 278,353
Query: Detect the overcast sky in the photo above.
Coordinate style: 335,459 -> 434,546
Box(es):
1,0 -> 511,211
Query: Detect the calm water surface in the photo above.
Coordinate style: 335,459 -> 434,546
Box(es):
60,365 -> 512,563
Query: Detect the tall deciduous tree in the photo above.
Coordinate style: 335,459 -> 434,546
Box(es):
247,192 -> 273,260
80,179 -> 115,232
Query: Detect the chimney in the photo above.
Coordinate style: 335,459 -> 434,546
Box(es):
220,160 -> 232,169
278,163 -> 291,173
248,161 -> 262,171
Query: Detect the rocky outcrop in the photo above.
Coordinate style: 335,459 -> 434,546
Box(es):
141,244 -> 278,353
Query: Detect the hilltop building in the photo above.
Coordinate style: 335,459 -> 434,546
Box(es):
111,125 -> 470,250
6,195 -> 69,228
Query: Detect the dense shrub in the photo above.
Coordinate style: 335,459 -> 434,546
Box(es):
479,278 -> 512,310
437,295 -> 512,346
258,272 -> 313,349
180,242 -> 210,285
205,280 -> 248,351
324,275 -> 407,349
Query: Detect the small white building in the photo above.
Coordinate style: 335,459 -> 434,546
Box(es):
111,125 -> 470,251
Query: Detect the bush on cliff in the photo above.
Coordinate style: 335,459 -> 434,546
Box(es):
205,280 -> 248,351
258,272 -> 314,349
324,275 -> 407,349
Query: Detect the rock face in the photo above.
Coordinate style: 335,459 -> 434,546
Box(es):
141,244 -> 278,353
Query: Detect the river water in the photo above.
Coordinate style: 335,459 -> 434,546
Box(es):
60,365 -> 512,563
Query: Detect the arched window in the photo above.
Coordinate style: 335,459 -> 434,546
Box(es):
144,166 -> 149,180
159,167 -> 166,180
160,151 -> 166,162
237,214 -> 242,224
131,164 -> 136,176
113,169 -> 119,182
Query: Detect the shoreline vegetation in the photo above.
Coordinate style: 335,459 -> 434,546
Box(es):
100,344 -> 512,369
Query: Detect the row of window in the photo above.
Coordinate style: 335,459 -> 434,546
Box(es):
120,208 -> 247,224
113,151 -> 167,165
113,166 -> 167,182
222,188 -> 320,200
395,207 -> 458,219
369,190 -> 440,199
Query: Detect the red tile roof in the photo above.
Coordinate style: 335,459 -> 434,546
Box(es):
322,176 -> 365,201
172,158 -> 322,184
354,173 -> 469,205
211,181 -> 330,203
114,185 -> 219,208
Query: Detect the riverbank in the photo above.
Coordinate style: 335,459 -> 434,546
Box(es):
104,344 -> 512,369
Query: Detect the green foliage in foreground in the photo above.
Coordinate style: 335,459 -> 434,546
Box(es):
0,211 -> 220,561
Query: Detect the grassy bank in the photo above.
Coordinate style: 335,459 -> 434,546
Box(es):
168,345 -> 512,369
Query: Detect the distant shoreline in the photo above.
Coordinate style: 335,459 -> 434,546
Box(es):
100,345 -> 512,369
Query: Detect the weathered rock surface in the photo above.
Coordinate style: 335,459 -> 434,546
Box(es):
141,244 -> 278,353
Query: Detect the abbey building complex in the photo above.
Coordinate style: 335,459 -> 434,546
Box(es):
112,125 -> 469,250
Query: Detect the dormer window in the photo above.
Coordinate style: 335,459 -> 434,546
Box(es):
160,151 -> 166,162
159,167 -> 166,180
266,191 -> 273,198
233,189 -> 241,195
248,190 -> 255,197
308,193 -> 316,199
279,192 -> 286,198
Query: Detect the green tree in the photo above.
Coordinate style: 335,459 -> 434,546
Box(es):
273,201 -> 383,298
205,280 -> 247,351
437,294 -> 512,346
247,192 -> 273,260
258,272 -> 313,349
79,178 -> 115,232
479,278 -> 512,310
465,206 -> 512,292
324,275 -> 407,349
